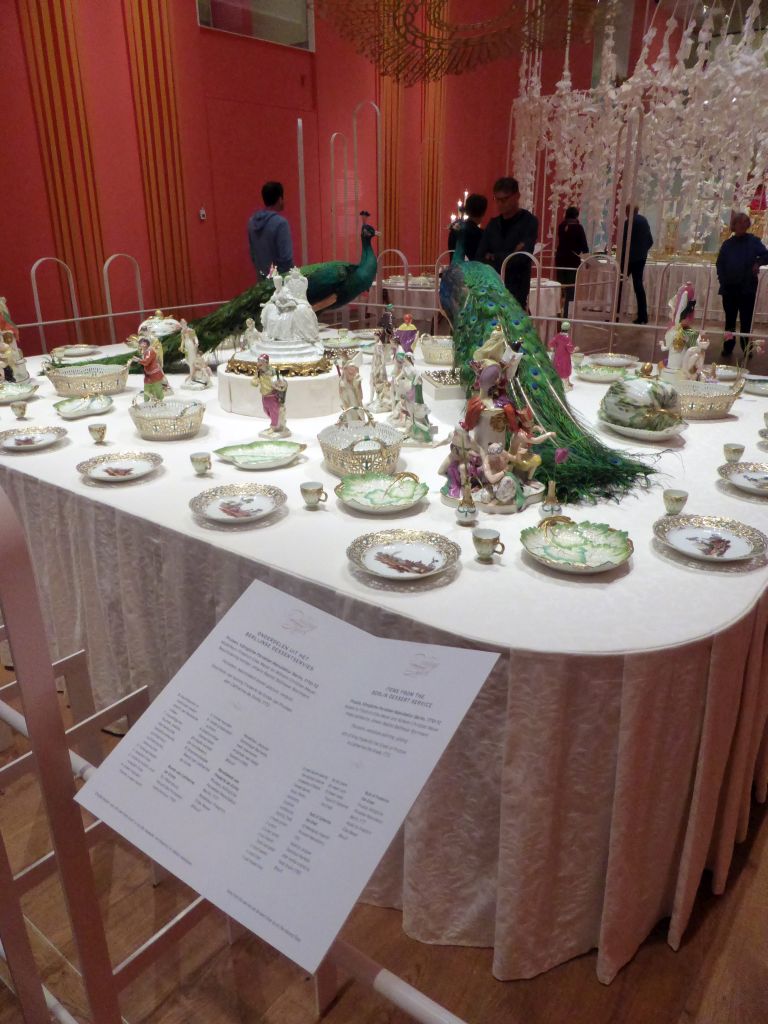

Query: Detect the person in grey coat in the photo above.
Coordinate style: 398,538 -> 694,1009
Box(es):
248,181 -> 294,277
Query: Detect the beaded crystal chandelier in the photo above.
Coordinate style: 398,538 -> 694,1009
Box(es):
313,0 -> 599,86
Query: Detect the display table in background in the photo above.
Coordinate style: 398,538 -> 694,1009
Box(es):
1,351 -> 766,985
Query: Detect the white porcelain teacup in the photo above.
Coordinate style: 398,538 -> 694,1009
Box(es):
88,423 -> 107,444
472,527 -> 505,561
301,481 -> 327,509
572,350 -> 585,368
723,443 -> 745,464
190,452 -> 211,476
663,488 -> 688,515
10,401 -> 27,420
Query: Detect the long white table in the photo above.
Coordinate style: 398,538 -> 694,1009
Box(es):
1,351 -> 766,984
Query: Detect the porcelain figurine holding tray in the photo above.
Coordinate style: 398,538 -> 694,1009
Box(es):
252,354 -> 290,437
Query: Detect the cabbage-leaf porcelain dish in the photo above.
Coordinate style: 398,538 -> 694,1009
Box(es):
54,395 -> 114,419
589,352 -> 640,369
51,345 -> 102,359
575,364 -> 627,384
521,518 -> 633,574
214,439 -> 306,470
335,472 -> 428,514
0,381 -> 40,404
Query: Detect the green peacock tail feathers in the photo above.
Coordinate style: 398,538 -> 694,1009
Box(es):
447,261 -> 654,504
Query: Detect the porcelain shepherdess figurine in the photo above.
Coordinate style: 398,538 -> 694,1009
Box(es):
180,319 -> 213,390
252,354 -> 290,437
547,320 -> 575,389
660,283 -> 709,381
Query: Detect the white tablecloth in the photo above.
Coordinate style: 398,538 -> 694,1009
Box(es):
1,352 -> 767,984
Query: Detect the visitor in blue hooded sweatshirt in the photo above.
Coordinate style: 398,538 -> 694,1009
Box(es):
248,181 -> 294,278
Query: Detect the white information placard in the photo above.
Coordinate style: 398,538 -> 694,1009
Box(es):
76,580 -> 498,973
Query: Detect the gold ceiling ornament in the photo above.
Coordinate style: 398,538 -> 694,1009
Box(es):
313,0 -> 600,86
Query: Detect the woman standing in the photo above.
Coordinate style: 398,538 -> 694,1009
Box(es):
555,206 -> 589,317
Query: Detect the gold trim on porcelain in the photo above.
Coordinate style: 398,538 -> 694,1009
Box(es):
653,514 -> 767,557
346,528 -> 461,577
0,425 -> 68,449
76,451 -> 163,477
225,355 -> 332,378
189,483 -> 287,517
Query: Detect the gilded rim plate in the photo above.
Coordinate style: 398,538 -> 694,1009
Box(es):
77,451 -> 163,483
189,483 -> 287,524
214,439 -> 306,470
598,415 -> 687,442
589,352 -> 640,368
0,382 -> 40,404
0,426 -> 67,452
520,518 -> 633,574
335,472 -> 429,514
717,462 -> 768,496
744,374 -> 768,396
653,514 -> 767,562
54,395 -> 114,420
347,529 -> 460,580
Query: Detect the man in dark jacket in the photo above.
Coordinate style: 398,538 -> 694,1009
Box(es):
447,193 -> 488,260
475,177 -> 538,309
619,206 -> 654,324
248,181 -> 294,278
716,212 -> 768,357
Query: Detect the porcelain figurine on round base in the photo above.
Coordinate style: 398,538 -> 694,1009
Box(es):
180,319 -> 213,390
252,354 -> 290,438
548,320 -> 575,390
394,313 -> 418,354
0,298 -> 30,384
367,329 -> 393,413
660,282 -> 709,382
131,336 -> 172,400
337,357 -> 366,422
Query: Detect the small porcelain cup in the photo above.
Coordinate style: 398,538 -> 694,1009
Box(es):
301,481 -> 327,509
88,423 -> 107,444
10,401 -> 27,420
663,488 -> 688,515
572,350 -> 585,368
472,527 -> 505,561
190,452 -> 211,476
337,328 -> 350,341
723,443 -> 745,464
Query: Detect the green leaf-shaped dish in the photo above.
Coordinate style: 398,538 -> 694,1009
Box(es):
521,518 -> 633,574
214,439 -> 306,470
335,472 -> 429,514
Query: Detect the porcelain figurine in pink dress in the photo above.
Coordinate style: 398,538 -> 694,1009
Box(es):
548,320 -> 575,389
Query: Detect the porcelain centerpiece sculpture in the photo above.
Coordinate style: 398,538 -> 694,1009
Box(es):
236,267 -> 327,375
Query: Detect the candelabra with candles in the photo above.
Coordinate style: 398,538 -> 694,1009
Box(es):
449,189 -> 469,229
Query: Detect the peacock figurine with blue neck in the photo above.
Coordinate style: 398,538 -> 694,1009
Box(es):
440,227 -> 652,504
65,214 -> 379,370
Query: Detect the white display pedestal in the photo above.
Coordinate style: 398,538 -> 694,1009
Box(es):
217,367 -> 341,419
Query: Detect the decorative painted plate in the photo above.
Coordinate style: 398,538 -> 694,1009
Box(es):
744,374 -> 768,396
77,451 -> 163,483
520,518 -> 633,574
335,472 -> 429,514
0,426 -> 67,452
54,395 -> 114,420
653,514 -> 766,562
214,439 -> 306,470
717,462 -> 768,496
189,483 -> 287,523
347,529 -> 460,580
576,364 -> 627,384
598,416 -> 688,442
0,381 -> 40,404
589,352 -> 640,368
51,345 -> 102,359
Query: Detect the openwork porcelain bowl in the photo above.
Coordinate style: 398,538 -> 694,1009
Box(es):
418,334 -> 454,365
318,408 -> 403,477
671,378 -> 744,419
45,362 -> 129,397
129,398 -> 205,441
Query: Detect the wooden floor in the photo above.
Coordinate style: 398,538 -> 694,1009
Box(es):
0,680 -> 766,1024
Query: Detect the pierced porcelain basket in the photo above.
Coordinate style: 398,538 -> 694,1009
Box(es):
418,334 -> 454,365
44,362 -> 129,397
318,407 -> 403,477
672,378 -> 744,420
129,397 -> 205,441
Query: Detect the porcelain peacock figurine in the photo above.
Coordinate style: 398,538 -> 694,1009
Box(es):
70,216 -> 379,370
440,233 -> 653,503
